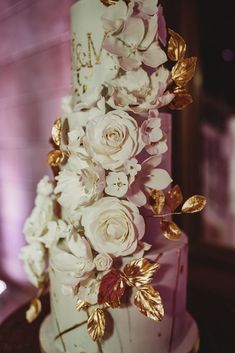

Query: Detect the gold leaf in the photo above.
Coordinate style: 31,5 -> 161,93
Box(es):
169,88 -> 193,110
171,57 -> 197,88
51,117 -> 62,146
160,220 -> 181,240
168,29 -> 186,61
149,190 -> 165,215
166,185 -> 183,211
47,150 -> 68,167
181,195 -> 207,213
76,299 -> 89,311
26,298 -> 42,323
100,0 -> 120,6
134,285 -> 164,322
123,258 -> 159,288
87,309 -> 106,342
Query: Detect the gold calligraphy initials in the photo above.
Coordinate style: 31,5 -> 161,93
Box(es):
73,32 -> 108,69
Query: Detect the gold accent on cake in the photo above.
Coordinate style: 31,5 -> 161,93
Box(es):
168,29 -> 186,62
87,308 -> 106,342
171,57 -> 197,88
181,195 -> 207,214
134,285 -> 164,321
160,219 -> 182,241
47,150 -> 68,167
100,0 -> 120,6
122,258 -> 160,288
26,298 -> 42,323
51,117 -> 62,146
169,88 -> 193,110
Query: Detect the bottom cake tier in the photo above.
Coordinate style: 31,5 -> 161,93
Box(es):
39,234 -> 198,353
39,313 -> 199,353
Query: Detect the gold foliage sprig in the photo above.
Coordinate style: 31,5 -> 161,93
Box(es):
149,185 -> 207,241
76,258 -> 164,342
167,29 -> 197,110
25,279 -> 49,323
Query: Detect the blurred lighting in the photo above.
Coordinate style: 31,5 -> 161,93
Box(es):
221,49 -> 234,62
0,280 -> 7,295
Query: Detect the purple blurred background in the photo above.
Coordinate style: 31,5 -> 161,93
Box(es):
0,0 -> 74,321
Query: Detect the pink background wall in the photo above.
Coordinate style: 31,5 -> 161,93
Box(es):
0,0 -> 75,283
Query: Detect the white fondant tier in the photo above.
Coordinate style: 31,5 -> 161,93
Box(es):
70,0 -> 118,101
40,235 -> 196,353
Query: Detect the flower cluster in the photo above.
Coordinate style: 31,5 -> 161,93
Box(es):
20,0 -> 202,337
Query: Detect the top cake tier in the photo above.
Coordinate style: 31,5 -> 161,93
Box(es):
70,0 -> 118,100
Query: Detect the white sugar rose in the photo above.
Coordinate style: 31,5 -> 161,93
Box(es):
82,197 -> 145,257
85,110 -> 142,170
94,253 -> 113,272
55,158 -> 105,212
19,243 -> 46,288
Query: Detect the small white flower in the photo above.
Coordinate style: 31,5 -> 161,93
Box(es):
19,243 -> 46,288
124,158 -> 141,178
78,277 -> 101,305
105,172 -> 128,197
94,253 -> 113,272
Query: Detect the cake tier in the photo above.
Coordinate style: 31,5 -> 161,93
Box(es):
70,0 -> 118,101
44,235 -> 193,353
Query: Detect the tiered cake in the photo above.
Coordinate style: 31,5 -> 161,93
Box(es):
20,1 -> 205,353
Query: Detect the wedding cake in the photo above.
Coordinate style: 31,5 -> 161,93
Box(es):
19,1 -> 206,353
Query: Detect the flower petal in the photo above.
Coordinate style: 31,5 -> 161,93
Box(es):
144,169 -> 172,190
142,41 -> 167,68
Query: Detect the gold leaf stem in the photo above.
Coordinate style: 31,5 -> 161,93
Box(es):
86,309 -> 104,353
54,320 -> 87,341
153,212 -> 182,218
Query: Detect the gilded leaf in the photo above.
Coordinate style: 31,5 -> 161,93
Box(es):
134,285 -> 164,322
76,299 -> 90,311
169,89 -> 193,110
51,117 -> 62,146
181,195 -> 207,213
149,190 -> 165,215
47,150 -> 68,167
165,185 -> 183,211
100,0 -> 120,6
171,57 -> 197,88
123,258 -> 159,288
160,220 -> 181,240
98,269 -> 126,308
87,309 -> 106,342
26,298 -> 42,323
168,29 -> 186,61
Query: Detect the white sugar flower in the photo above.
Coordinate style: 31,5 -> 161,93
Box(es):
19,243 -> 46,288
85,110 -> 142,170
78,277 -> 101,305
41,220 -> 72,249
51,236 -> 95,288
23,177 -> 54,244
55,158 -> 105,212
141,110 -> 168,155
94,253 -> 113,272
82,197 -> 145,257
107,67 -> 174,113
124,158 -> 141,179
105,172 -> 128,197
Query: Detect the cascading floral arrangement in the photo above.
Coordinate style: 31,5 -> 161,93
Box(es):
19,0 -> 206,344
